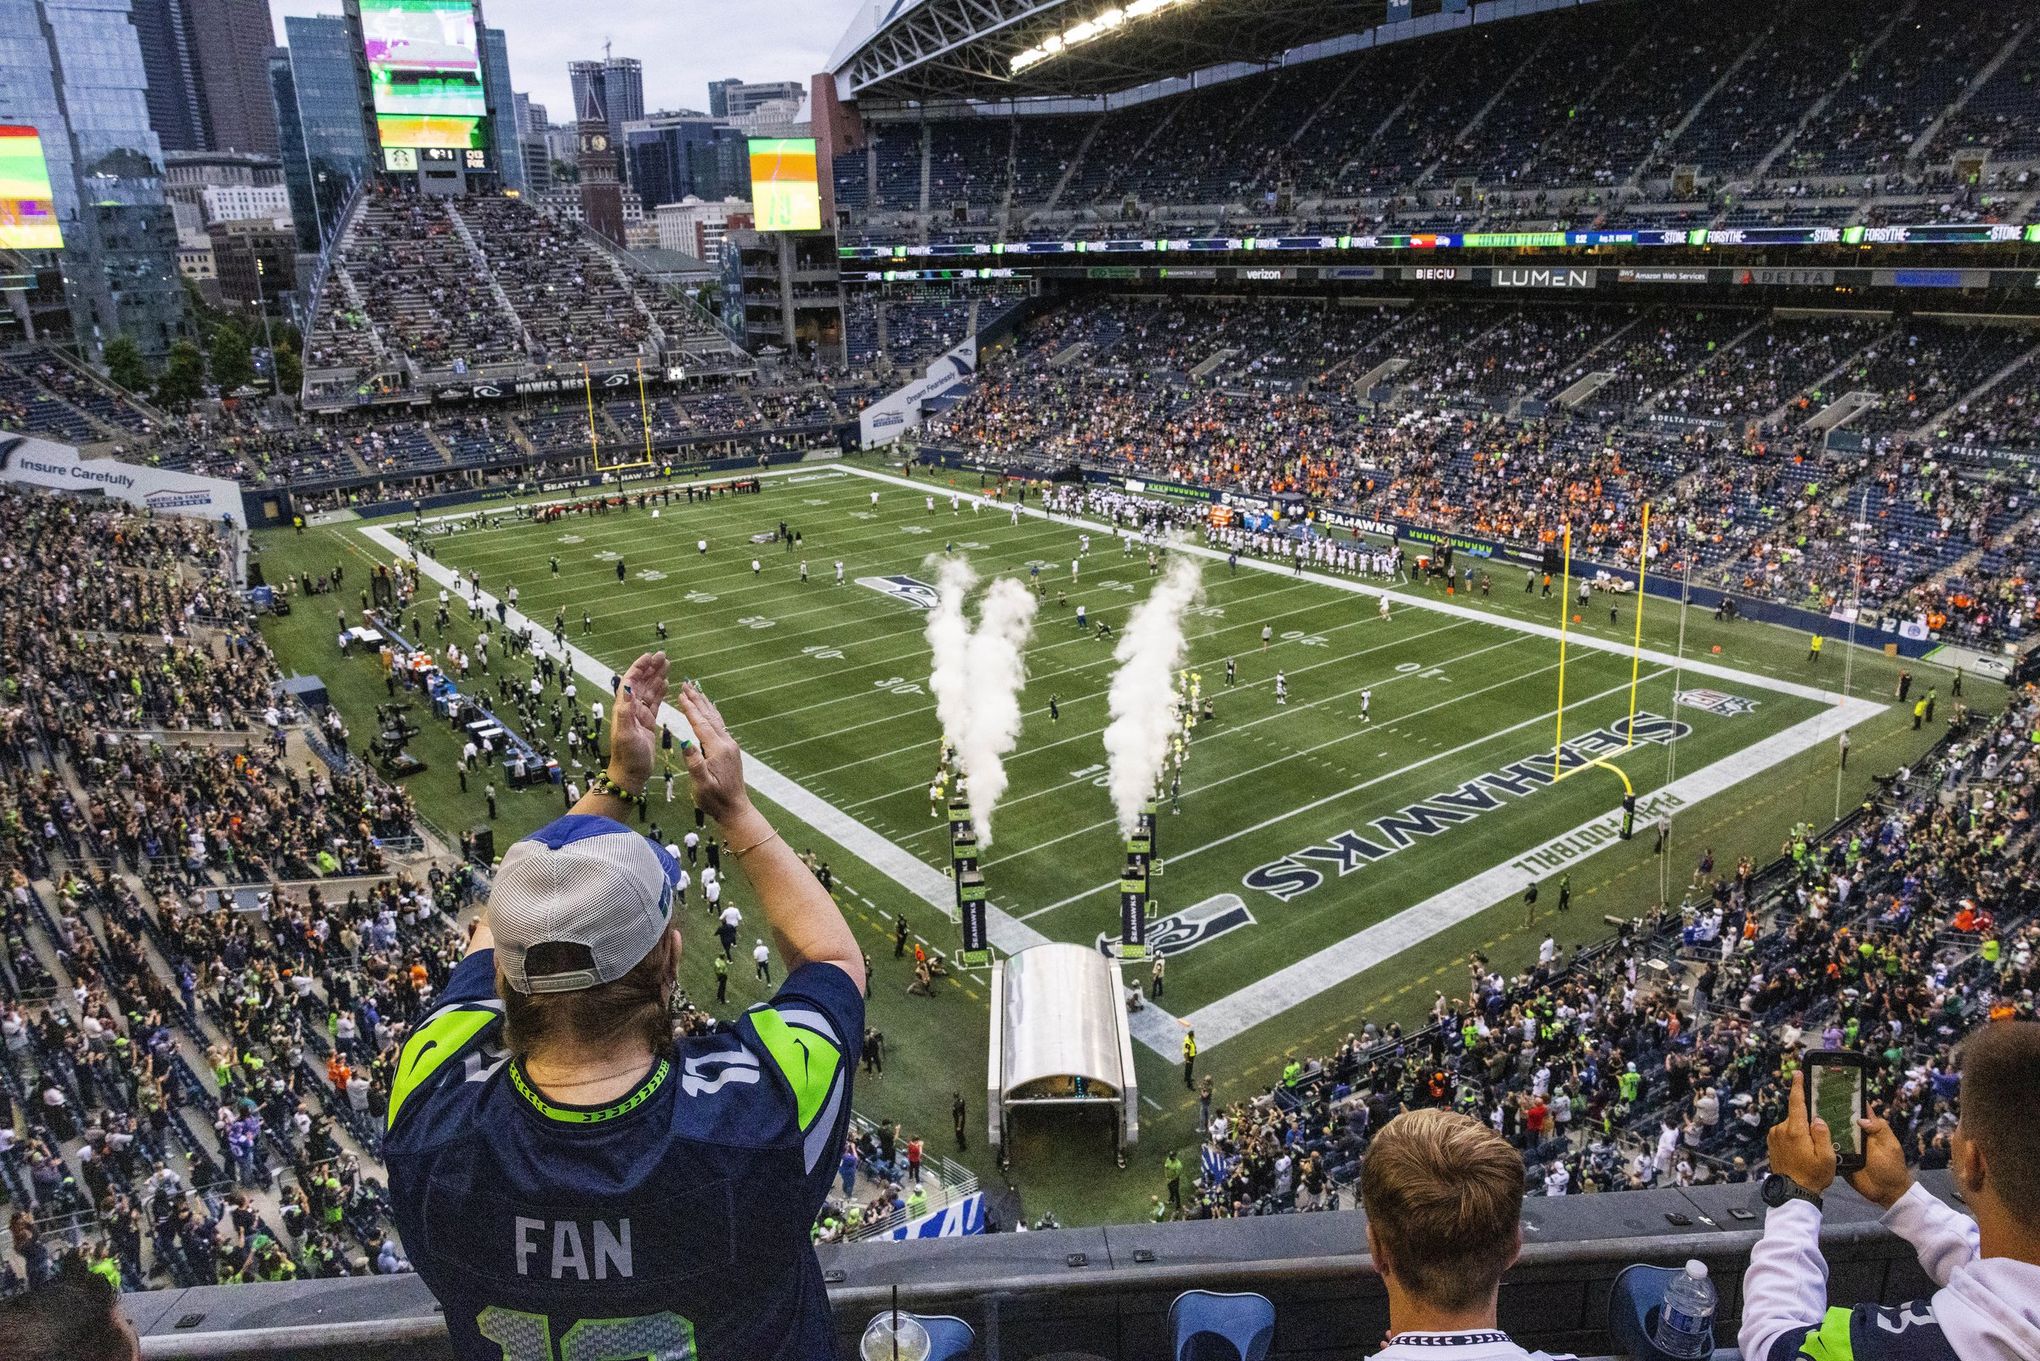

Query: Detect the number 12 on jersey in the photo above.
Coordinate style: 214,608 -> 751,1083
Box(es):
478,1306 -> 697,1360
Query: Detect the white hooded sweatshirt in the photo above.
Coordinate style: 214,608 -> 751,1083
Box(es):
1741,1184 -> 2040,1361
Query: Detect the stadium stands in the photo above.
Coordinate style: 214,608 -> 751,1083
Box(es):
828,0 -> 2039,240
11,0 -> 2040,1346
1204,696 -> 2038,1214
0,487 -> 445,1294
1838,320 -> 2039,436
296,190 -> 744,406
927,294 -> 2039,634
337,194 -> 526,372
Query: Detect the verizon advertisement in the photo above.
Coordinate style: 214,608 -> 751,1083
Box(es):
0,432 -> 244,523
859,337 -> 979,449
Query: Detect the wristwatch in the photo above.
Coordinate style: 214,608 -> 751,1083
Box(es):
1761,1172 -> 1824,1212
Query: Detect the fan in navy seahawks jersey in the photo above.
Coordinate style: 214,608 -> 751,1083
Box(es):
386,652 -> 866,1361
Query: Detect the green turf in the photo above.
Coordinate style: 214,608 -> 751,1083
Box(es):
252,458 -> 2002,1226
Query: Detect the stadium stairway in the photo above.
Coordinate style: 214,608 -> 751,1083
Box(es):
1410,26 -> 1556,192
1906,16 -> 2039,161
1911,337 -> 2040,444
920,121 -> 934,215
13,696 -> 440,1274
1753,322 -> 1895,433
1636,316 -> 1771,415
1035,116 -> 1102,216
8,846 -> 303,1277
1310,63 -> 1442,212
440,202 -> 536,360
1620,24 -> 1779,193
1736,6 -> 1911,195
996,120 -> 1020,232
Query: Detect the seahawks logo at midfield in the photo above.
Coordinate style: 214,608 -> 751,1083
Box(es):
1676,688 -> 1760,717
856,575 -> 940,611
1095,894 -> 1256,959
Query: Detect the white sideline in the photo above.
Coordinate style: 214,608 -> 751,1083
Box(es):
356,525 -> 1069,973
359,457 -> 1889,1061
1141,696 -> 1885,1054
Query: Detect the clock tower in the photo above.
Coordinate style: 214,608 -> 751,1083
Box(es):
577,80 -> 625,244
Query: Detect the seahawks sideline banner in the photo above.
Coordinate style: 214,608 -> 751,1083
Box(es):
883,1190 -> 986,1240
859,337 -> 978,449
0,431 -> 243,524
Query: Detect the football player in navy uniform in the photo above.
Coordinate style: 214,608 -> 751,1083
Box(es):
386,651 -> 865,1361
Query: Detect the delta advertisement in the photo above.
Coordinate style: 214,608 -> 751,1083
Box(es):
859,337 -> 978,448
0,432 -> 244,523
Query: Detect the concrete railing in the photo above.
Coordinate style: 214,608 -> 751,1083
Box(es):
131,1176 -> 1954,1360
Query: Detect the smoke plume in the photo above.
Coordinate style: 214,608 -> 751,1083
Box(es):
925,556 -> 977,757
924,556 -> 1040,847
1103,552 -> 1204,838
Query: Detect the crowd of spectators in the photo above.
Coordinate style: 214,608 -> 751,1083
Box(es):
1178,688 -> 2037,1219
838,0 -> 2037,223
295,188 -> 744,395
0,486 -> 450,1296
928,296 -> 2040,640
347,194 -> 524,372
843,287 -> 1029,373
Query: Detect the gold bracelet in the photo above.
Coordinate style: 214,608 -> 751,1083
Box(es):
729,827 -> 781,859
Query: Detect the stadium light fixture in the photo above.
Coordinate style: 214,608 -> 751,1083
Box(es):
1011,0 -> 1194,73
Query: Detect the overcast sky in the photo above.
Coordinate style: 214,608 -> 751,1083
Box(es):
269,0 -> 864,126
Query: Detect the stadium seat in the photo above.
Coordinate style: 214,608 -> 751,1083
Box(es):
1169,1289 -> 1276,1361
1608,1264 -> 1718,1361
912,1312 -> 977,1360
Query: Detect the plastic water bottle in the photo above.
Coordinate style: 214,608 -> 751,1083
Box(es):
1653,1259 -> 1717,1359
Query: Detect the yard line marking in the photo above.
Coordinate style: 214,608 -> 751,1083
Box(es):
744,588 -> 1440,757
1137,695 -> 1886,1055
695,571 -> 1322,701
451,510 -> 1088,621
359,524 -> 1097,998
895,626 -> 1529,831
1016,663 -> 1660,919
838,617 -> 1487,810
834,464 -> 1870,709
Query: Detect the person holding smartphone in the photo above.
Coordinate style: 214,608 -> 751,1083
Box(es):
1741,1023 -> 2040,1361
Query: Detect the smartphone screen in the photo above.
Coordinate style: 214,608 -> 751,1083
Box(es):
1806,1055 -> 1865,1166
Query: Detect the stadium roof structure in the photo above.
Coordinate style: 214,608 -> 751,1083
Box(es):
829,0 -> 1414,103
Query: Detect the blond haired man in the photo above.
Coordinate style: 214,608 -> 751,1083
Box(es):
385,652 -> 866,1360
1363,1108 -> 1534,1361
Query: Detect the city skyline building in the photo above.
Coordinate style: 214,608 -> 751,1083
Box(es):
0,0 -> 188,359
568,55 -> 642,185
482,26 -> 525,192
274,14 -> 371,249
132,0 -> 279,153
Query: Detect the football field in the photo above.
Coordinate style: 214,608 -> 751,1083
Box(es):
259,458 -> 1966,1222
